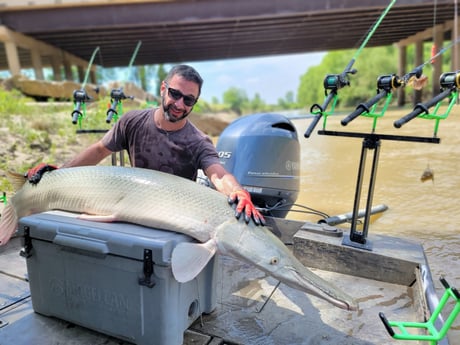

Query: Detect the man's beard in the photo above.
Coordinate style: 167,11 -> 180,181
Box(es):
162,98 -> 192,123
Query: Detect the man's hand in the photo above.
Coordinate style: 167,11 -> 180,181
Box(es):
26,163 -> 59,184
228,189 -> 265,226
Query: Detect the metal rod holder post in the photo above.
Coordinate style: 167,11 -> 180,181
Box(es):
318,130 -> 440,251
111,152 -> 125,167
346,136 -> 380,250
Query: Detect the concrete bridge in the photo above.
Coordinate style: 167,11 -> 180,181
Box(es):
0,0 -> 458,101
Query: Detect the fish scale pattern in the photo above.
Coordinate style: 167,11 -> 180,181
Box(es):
11,166 -> 234,242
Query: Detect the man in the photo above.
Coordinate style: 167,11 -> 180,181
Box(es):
28,65 -> 264,225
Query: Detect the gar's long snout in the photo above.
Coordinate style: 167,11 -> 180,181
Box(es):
216,219 -> 358,311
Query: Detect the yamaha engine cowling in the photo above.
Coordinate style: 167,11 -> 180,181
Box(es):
216,113 -> 300,218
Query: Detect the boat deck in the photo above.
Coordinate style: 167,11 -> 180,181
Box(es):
0,218 -> 451,345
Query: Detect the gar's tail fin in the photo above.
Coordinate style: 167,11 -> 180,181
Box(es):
6,171 -> 27,191
0,203 -> 18,246
0,170 -> 25,245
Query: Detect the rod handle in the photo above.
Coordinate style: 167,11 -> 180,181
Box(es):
341,106 -> 365,126
71,102 -> 82,125
378,312 -> 395,337
304,114 -> 322,138
305,92 -> 337,138
106,99 -> 119,123
342,91 -> 387,126
394,88 -> 453,128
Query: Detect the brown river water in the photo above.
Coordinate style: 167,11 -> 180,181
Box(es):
285,108 -> 460,342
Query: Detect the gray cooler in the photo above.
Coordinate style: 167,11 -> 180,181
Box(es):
17,211 -> 217,345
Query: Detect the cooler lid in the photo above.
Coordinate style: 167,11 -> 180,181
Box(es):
18,211 -> 194,266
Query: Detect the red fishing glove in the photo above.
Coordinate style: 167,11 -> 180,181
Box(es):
26,163 -> 59,185
228,189 -> 265,226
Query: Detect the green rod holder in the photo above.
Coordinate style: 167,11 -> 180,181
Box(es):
361,92 -> 393,132
418,90 -> 459,137
320,93 -> 339,129
379,276 -> 460,344
77,102 -> 87,129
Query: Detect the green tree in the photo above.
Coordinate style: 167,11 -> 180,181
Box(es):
297,46 -> 399,109
156,64 -> 167,96
285,90 -> 295,104
277,91 -> 297,109
250,93 -> 266,112
223,87 -> 248,115
98,67 -> 118,84
137,65 -> 156,92
297,62 -> 330,108
341,46 -> 398,107
297,43 -> 457,110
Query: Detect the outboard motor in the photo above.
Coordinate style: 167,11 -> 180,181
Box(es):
216,113 -> 300,218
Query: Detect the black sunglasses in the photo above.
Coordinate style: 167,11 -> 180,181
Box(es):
164,82 -> 198,107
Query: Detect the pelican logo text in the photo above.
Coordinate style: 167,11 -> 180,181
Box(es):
218,151 -> 232,159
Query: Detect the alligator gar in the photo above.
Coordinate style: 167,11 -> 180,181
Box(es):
0,166 -> 357,311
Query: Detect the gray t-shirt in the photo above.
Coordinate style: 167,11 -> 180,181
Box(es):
102,108 -> 220,180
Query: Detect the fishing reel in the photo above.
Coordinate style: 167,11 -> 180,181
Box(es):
323,68 -> 357,91
439,71 -> 460,90
71,89 -> 92,125
110,88 -> 129,101
106,88 -> 134,123
376,74 -> 402,92
393,70 -> 460,129
73,89 -> 91,103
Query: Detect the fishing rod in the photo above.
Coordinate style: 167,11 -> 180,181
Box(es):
106,41 -> 141,123
71,46 -> 101,126
341,38 -> 460,129
106,41 -> 142,167
304,0 -> 397,138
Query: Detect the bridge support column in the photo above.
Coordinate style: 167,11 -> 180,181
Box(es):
30,49 -> 44,80
50,55 -> 62,81
413,40 -> 424,106
432,27 -> 444,96
452,19 -> 460,72
4,41 -> 21,76
397,45 -> 406,106
64,59 -> 73,81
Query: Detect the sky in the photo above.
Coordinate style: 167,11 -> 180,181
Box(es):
178,51 -> 326,104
